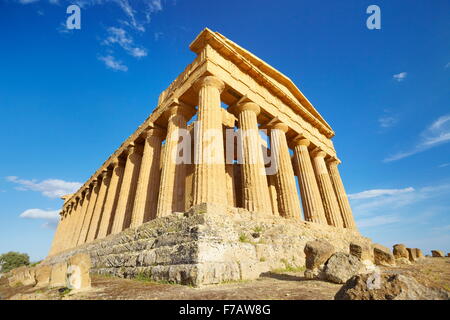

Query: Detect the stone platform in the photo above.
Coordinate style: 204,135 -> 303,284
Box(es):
43,204 -> 372,286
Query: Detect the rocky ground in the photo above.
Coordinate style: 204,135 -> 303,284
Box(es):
1,257 -> 448,300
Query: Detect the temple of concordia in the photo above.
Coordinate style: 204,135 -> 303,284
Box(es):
44,29 -> 372,286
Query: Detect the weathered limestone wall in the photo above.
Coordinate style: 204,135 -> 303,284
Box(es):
43,204 -> 371,286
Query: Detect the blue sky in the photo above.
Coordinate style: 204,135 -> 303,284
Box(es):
0,0 -> 449,261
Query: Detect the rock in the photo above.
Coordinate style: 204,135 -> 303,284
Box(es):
416,249 -> 424,258
304,240 -> 335,270
393,244 -> 408,259
7,267 -> 36,287
50,263 -> 67,287
323,252 -> 363,284
447,253 -> 450,257
335,272 -> 449,300
35,265 -> 52,287
67,253 -> 91,290
373,244 -> 395,266
406,248 -> 417,262
395,257 -> 411,265
350,242 -> 373,262
431,250 -> 444,258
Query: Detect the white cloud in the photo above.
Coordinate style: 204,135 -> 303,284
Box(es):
19,208 -> 60,229
384,114 -> 450,162
378,116 -> 397,128
445,62 -> 450,69
154,31 -> 163,41
350,183 -> 450,218
357,215 -> 401,228
103,27 -> 148,58
6,176 -> 82,198
98,55 -> 128,71
393,72 -> 407,82
348,187 -> 414,200
17,0 -> 39,4
20,208 -> 60,220
57,21 -> 73,34
438,163 -> 450,168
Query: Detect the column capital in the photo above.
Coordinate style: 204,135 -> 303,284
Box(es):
193,75 -> 225,93
111,157 -> 125,168
269,122 -> 289,133
84,187 -> 91,196
90,179 -> 99,187
143,126 -> 165,139
99,169 -> 110,179
326,157 -> 341,166
311,147 -> 327,158
234,101 -> 260,116
293,136 -> 310,147
165,101 -> 194,120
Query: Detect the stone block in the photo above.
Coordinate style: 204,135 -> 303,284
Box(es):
50,262 -> 67,287
373,244 -> 395,266
350,242 -> 373,262
392,244 -> 408,259
35,265 -> 52,287
67,253 -> 91,290
431,250 -> 444,257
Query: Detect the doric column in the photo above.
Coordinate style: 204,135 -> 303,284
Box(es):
77,179 -> 100,245
156,104 -> 189,217
57,207 -> 70,253
130,128 -> 164,228
192,75 -> 228,206
97,159 -> 125,239
327,159 -> 356,229
111,145 -> 142,234
61,201 -> 74,251
68,193 -> 86,248
270,123 -> 302,219
292,138 -> 327,224
311,149 -> 344,228
233,101 -> 272,214
267,174 -> 280,216
63,200 -> 78,250
86,170 -> 111,242
225,164 -> 236,207
71,188 -> 91,247
49,210 -> 65,255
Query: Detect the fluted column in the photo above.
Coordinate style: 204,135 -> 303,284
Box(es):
327,159 -> 356,229
58,207 -> 71,252
234,101 -> 272,214
86,170 -> 111,242
97,159 -> 125,239
49,210 -> 65,255
270,123 -> 302,219
312,149 -> 344,228
111,145 -> 142,234
62,201 -> 78,250
130,128 -> 164,228
68,193 -> 87,248
156,105 -> 189,217
77,179 -> 100,245
292,138 -> 327,224
72,188 -> 91,247
192,75 -> 228,206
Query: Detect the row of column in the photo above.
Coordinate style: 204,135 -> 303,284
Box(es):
229,99 -> 355,229
50,74 -> 356,256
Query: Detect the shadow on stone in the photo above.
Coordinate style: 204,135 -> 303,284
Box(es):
260,272 -> 304,282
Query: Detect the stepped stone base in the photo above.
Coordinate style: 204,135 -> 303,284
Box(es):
43,204 -> 372,286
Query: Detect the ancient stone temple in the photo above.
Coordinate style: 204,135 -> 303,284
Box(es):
45,29 -> 368,286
